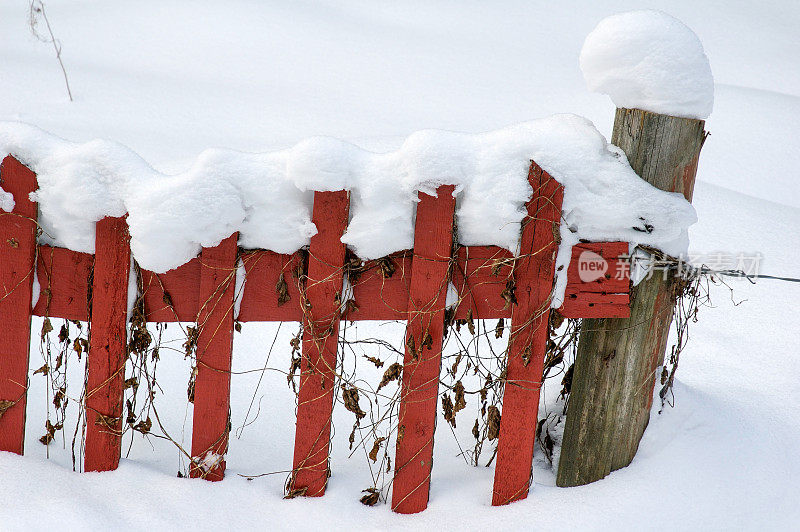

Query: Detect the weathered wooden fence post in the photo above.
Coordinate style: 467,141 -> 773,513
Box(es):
557,108 -> 706,487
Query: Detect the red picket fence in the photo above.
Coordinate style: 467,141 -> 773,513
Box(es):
0,155 -> 630,513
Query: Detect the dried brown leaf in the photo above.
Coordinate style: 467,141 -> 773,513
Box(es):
341,385 -> 366,420
521,346 -> 532,367
377,256 -> 396,278
187,366 -> 197,403
0,399 -> 15,420
276,272 -> 290,306
487,405 -> 501,441
495,318 -> 505,339
363,355 -> 383,368
39,419 -> 62,446
73,338 -> 88,358
500,278 -> 517,309
287,355 -> 301,391
53,387 -> 65,410
95,413 -> 119,429
343,254 -> 365,284
442,393 -> 456,428
549,309 -> 565,330
377,363 -> 402,392
284,486 -> 308,499
40,318 -> 53,339
453,380 -> 466,413
406,334 -> 417,359
368,437 -> 386,462
348,423 -> 357,450
133,417 -> 152,434
449,352 -> 462,377
58,324 -> 69,343
183,326 -> 199,356
360,487 -> 380,506
560,363 -> 574,398
421,331 -> 433,351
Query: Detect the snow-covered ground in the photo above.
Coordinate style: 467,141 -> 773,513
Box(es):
1,1 -> 799,530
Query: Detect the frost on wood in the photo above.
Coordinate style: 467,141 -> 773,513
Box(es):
580,10 -> 714,119
0,117 -> 694,306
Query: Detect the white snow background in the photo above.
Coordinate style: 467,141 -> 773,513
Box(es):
1,1 -> 799,530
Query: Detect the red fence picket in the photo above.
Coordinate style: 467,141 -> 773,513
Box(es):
392,185 -> 456,514
491,162 -> 563,505
0,156 -> 38,455
190,233 -> 239,480
84,216 -> 131,472
0,155 -> 631,511
290,190 -> 350,496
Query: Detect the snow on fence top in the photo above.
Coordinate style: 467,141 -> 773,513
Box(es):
0,116 -> 695,305
580,10 -> 714,119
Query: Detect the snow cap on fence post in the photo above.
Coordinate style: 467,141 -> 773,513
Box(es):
579,10 -> 714,119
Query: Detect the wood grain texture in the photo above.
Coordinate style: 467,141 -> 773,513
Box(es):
0,156 -> 38,455
347,251 -> 413,321
558,242 -> 630,318
84,216 -> 130,472
141,258 -> 201,322
190,233 -> 238,481
33,245 -> 93,320
491,163 -> 563,506
450,246 -> 514,319
290,191 -> 349,496
237,250 -> 304,322
392,185 -> 456,514
556,108 -> 705,488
